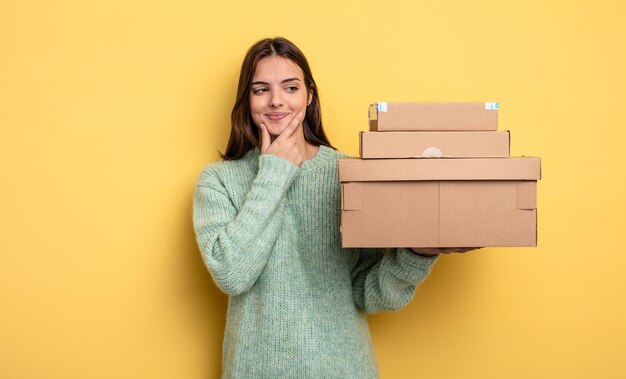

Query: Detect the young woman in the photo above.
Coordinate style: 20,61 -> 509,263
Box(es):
193,37 -> 471,378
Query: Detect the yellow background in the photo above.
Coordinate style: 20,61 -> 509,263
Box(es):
1,0 -> 625,378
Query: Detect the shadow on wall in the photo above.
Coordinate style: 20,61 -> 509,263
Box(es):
369,252 -> 485,327
181,194 -> 227,378
181,71 -> 235,377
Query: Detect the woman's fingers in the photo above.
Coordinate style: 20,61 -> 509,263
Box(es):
259,124 -> 271,153
410,248 -> 440,256
258,112 -> 305,167
410,247 -> 482,255
275,112 -> 303,142
437,247 -> 481,254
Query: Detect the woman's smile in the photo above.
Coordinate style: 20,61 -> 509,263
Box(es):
265,112 -> 289,121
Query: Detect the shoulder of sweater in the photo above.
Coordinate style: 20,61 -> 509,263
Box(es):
323,146 -> 352,161
196,152 -> 257,187
335,149 -> 352,159
319,145 -> 351,158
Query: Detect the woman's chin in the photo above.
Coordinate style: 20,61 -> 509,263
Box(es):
265,123 -> 288,137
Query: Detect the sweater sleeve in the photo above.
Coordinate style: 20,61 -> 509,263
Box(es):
193,155 -> 299,296
351,248 -> 438,314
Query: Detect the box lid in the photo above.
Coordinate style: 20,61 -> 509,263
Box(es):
338,157 -> 541,182
369,102 -> 499,131
359,130 -> 510,159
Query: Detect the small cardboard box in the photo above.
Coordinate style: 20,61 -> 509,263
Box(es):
339,157 -> 541,248
369,102 -> 499,131
360,131 -> 510,159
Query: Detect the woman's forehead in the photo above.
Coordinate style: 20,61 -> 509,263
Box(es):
253,56 -> 304,82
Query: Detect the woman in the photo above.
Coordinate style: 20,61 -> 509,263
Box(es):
193,36 -> 468,378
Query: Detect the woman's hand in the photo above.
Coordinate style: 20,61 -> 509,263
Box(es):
410,247 -> 481,256
259,112 -> 304,168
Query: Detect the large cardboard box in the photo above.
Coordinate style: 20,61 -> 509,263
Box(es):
339,157 -> 541,248
369,102 -> 499,131
360,131 -> 510,159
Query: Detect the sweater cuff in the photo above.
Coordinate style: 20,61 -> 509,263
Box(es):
397,248 -> 439,270
256,154 -> 300,192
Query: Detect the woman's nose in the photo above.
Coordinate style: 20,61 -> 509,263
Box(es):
268,91 -> 283,107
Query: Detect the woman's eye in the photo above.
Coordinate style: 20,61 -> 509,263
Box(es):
286,86 -> 298,92
252,88 -> 268,94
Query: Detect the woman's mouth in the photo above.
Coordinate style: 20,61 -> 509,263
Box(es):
265,112 -> 289,121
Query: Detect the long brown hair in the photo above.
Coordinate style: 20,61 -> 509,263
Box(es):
220,37 -> 334,160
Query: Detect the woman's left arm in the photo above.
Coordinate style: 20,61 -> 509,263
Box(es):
351,248 -> 438,314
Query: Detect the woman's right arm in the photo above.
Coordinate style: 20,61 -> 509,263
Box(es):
193,154 -> 299,296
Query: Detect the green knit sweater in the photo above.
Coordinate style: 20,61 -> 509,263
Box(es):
193,145 -> 438,378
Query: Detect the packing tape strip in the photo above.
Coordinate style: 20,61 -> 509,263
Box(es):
485,102 -> 499,110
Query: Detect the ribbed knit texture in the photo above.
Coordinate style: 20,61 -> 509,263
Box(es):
193,145 -> 438,378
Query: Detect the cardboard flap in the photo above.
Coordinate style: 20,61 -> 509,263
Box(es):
339,157 -> 542,182
359,131 -> 363,158
342,183 -> 362,211
506,130 -> 511,155
517,181 -> 537,209
368,103 -> 379,121
368,104 -> 379,131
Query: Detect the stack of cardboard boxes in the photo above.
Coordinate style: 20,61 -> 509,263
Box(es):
339,102 -> 541,248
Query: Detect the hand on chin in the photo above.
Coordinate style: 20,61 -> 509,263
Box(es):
265,121 -> 290,137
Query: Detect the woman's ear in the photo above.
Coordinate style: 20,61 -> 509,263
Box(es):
307,90 -> 313,106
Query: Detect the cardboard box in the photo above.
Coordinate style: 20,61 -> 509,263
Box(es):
339,157 -> 541,248
369,102 -> 499,131
360,131 -> 510,159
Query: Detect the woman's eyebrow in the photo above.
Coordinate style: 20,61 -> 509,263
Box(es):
251,77 -> 301,86
281,77 -> 301,83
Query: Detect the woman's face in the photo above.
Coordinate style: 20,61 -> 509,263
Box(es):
249,56 -> 311,138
